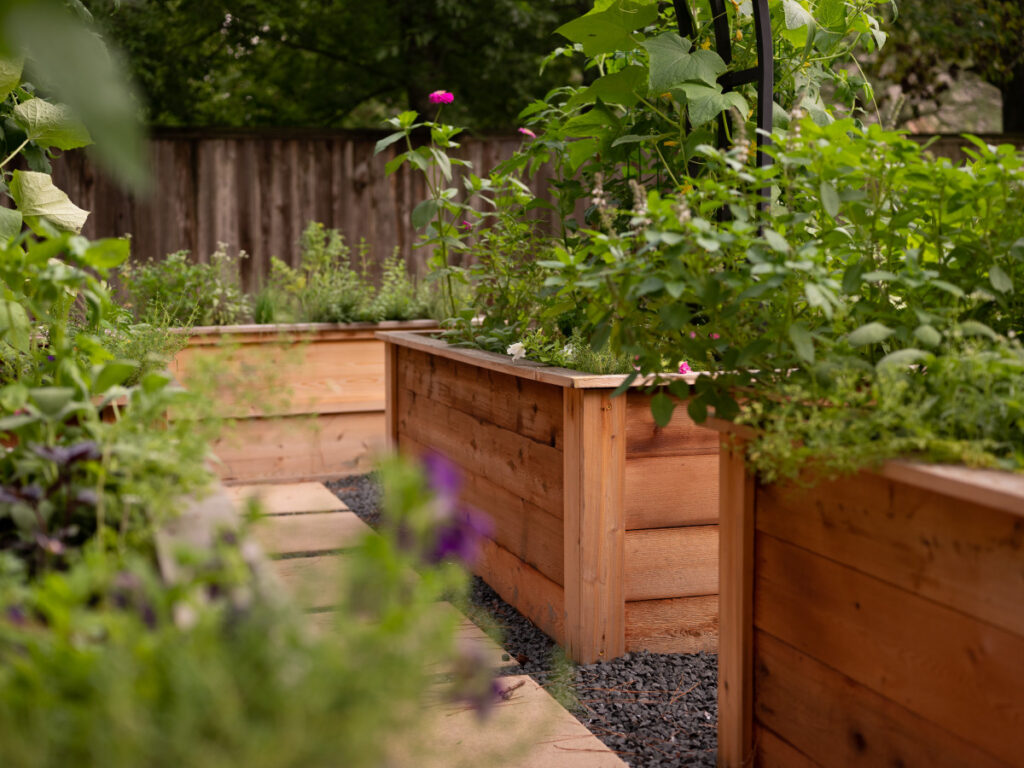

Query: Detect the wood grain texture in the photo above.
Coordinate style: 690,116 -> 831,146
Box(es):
271,555 -> 348,610
398,345 -> 564,449
385,339 -> 399,449
752,727 -> 818,768
395,385 -> 563,517
755,532 -> 1024,766
623,526 -> 718,601
718,434 -> 755,768
881,461 -> 1024,518
624,454 -> 719,529
252,512 -> 372,555
563,389 -> 626,664
211,412 -> 384,482
757,471 -> 1024,638
754,630 -> 1008,768
398,432 -> 564,585
624,595 -> 718,654
474,536 -> 566,647
625,392 -> 718,457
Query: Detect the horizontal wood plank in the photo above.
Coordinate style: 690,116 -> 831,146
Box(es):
625,392 -> 719,457
211,412 -> 383,482
881,461 -> 1024,519
396,386 -> 563,517
474,536 -> 566,647
624,454 -> 719,529
380,331 -> 701,390
224,482 -> 348,514
754,630 -> 1008,768
252,511 -> 372,555
753,727 -> 818,768
398,345 -> 564,449
174,336 -> 387,417
754,533 -> 1024,766
624,526 -> 718,601
272,555 -> 348,609
757,472 -> 1024,638
399,432 -> 564,585
625,595 -> 718,654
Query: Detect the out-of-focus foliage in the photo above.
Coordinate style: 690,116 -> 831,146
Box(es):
85,0 -> 592,130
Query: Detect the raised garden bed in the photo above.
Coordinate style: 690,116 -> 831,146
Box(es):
171,320 -> 436,483
715,426 -> 1024,767
380,330 -> 720,664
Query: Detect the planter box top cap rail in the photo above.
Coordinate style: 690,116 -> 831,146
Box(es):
377,330 -> 701,390
707,417 -> 1024,520
177,319 -> 439,337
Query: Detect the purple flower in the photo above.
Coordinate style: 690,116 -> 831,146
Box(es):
429,90 -> 454,105
423,452 -> 461,500
46,355 -> 55,362
430,506 -> 492,566
517,127 -> 536,139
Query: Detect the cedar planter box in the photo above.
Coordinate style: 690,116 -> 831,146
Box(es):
716,427 -> 1024,767
171,320 -> 436,483
380,330 -> 720,664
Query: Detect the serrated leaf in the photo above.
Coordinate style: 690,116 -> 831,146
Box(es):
650,391 -> 675,427
0,208 -> 22,245
783,0 -> 814,29
788,322 -> 814,363
642,32 -> 726,92
8,170 -> 89,233
819,180 -> 839,218
12,99 -> 91,150
555,0 -> 658,56
877,348 -> 928,370
0,58 -> 23,102
913,324 -> 942,347
847,321 -> 894,346
989,264 -> 1013,294
674,82 -> 748,127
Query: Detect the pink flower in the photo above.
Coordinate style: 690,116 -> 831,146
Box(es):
429,90 -> 454,105
518,127 -> 536,138
461,220 -> 471,230
678,361 -> 692,374
689,331 -> 697,339
710,332 -> 720,340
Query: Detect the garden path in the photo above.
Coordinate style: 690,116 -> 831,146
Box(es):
227,481 -> 628,768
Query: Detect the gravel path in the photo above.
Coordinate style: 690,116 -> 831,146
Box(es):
326,474 -> 718,768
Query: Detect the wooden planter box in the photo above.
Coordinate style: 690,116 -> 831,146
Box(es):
716,429 -> 1024,767
380,331 -> 720,663
171,320 -> 436,484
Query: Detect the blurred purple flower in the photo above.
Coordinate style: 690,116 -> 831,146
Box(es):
430,506 -> 492,566
429,90 -> 454,105
423,452 -> 461,500
30,441 -> 100,467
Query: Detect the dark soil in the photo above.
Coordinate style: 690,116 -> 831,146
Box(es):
327,474 -> 718,768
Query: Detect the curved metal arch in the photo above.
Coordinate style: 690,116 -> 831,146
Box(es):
674,0 -> 774,174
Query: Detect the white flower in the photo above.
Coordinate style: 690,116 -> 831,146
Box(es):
562,344 -> 574,360
507,342 -> 526,362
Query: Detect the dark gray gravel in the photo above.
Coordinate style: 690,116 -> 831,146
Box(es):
328,474 -> 718,768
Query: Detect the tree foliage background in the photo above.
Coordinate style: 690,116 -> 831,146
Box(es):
85,0 -> 591,131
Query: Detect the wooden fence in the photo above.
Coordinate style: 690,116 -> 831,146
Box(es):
49,129 -> 1024,290
50,128 -> 551,290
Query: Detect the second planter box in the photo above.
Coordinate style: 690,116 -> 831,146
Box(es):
381,331 -> 719,663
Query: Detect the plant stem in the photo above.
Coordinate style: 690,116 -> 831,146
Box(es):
0,139 -> 30,171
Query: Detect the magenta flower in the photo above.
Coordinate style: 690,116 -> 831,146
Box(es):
679,361 -> 693,374
461,220 -> 472,230
429,90 -> 454,105
689,331 -> 697,339
518,127 -> 536,139
709,332 -> 721,340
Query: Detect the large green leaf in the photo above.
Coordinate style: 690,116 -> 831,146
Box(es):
673,81 -> 748,127
0,300 -> 30,352
650,391 -> 675,427
0,207 -> 22,246
0,57 -> 23,101
643,33 -> 726,93
782,0 -> 815,30
788,322 -> 814,363
8,170 -> 89,234
411,199 -> 439,230
568,65 -> 647,109
12,98 -> 91,150
555,0 -> 658,57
